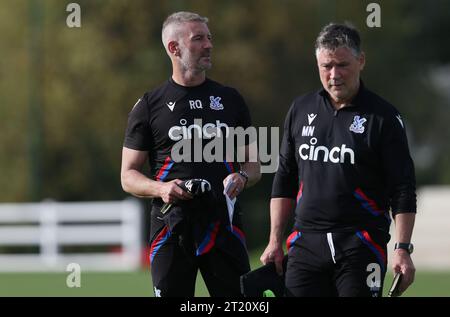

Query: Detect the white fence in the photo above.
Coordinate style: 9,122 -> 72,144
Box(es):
0,187 -> 449,272
0,199 -> 142,272
387,186 -> 450,270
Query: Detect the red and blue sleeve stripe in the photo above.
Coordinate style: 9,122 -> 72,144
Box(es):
156,156 -> 174,181
149,226 -> 171,264
296,181 -> 304,204
354,188 -> 392,223
286,231 -> 302,251
354,188 -> 385,216
224,159 -> 235,174
196,221 -> 220,256
356,230 -> 386,272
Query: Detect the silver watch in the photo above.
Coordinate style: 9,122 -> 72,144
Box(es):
238,170 -> 249,186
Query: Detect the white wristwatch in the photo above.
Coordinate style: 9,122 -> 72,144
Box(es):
238,170 -> 249,187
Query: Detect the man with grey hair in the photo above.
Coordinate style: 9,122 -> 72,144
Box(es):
161,12 -> 211,84
261,23 -> 416,297
121,11 -> 261,297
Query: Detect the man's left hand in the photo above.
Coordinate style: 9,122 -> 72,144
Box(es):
391,249 -> 416,294
223,173 -> 246,199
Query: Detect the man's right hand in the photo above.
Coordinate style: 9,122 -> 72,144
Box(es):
159,179 -> 193,204
260,243 -> 285,276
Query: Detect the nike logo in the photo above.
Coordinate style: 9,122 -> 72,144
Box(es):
308,113 -> 317,125
166,101 -> 176,112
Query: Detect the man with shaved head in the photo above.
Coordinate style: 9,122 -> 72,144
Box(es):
161,12 -> 212,85
121,12 -> 261,297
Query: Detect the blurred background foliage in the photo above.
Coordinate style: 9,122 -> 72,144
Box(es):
1,0 -> 449,249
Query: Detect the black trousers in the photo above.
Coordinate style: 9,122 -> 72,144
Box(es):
149,204 -> 250,297
285,230 -> 389,297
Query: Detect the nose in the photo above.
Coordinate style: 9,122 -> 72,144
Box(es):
204,38 -> 213,49
330,66 -> 340,80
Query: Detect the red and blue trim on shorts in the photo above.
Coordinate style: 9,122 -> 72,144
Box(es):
356,230 -> 386,272
227,225 -> 247,250
196,221 -> 221,256
149,226 -> 171,264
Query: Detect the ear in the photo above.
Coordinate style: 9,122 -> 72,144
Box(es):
359,52 -> 366,71
168,41 -> 179,56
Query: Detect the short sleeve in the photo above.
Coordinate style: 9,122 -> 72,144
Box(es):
123,95 -> 153,151
231,88 -> 252,129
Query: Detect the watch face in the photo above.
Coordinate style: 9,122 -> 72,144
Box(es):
239,170 -> 249,179
396,243 -> 413,254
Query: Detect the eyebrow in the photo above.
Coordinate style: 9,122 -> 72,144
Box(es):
320,61 -> 349,67
191,32 -> 212,38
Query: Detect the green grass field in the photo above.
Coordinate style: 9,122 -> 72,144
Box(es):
1,250 -> 449,297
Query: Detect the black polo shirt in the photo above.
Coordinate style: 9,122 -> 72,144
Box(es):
124,77 -> 251,192
272,82 -> 416,234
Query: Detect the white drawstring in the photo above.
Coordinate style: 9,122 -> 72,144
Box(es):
327,232 -> 336,264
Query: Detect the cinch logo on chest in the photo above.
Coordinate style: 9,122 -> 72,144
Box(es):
168,118 -> 229,141
298,137 -> 355,164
